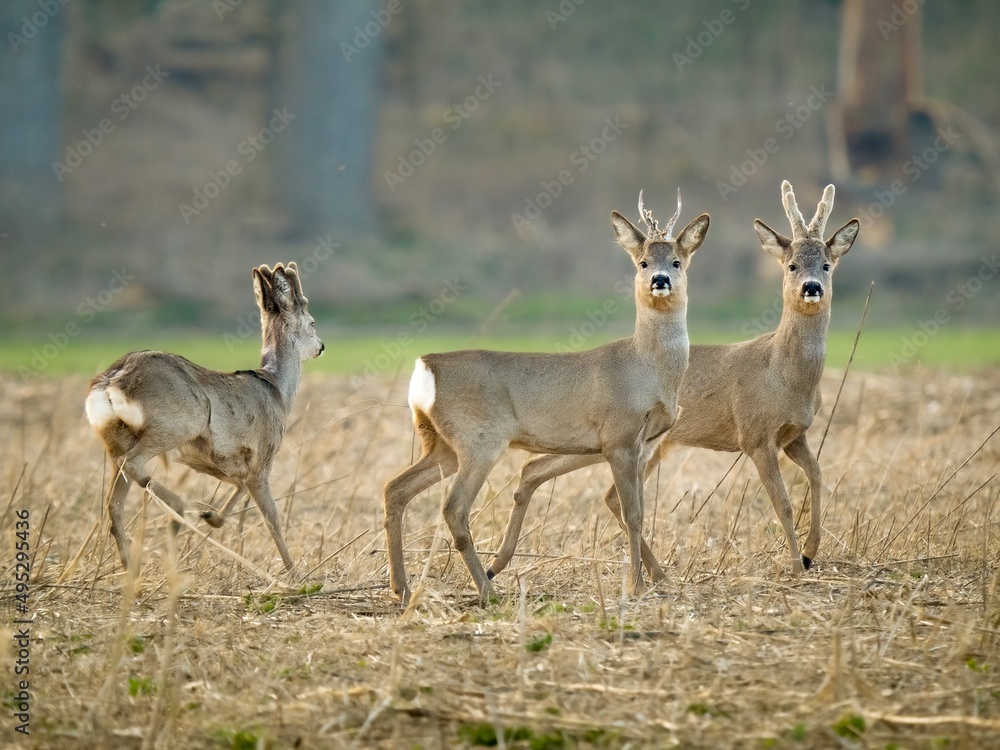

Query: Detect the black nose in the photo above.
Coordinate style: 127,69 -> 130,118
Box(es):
319,342 -> 325,354
651,274 -> 671,289
802,281 -> 822,297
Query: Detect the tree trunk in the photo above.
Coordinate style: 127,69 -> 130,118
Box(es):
274,0 -> 382,239
0,0 -> 65,230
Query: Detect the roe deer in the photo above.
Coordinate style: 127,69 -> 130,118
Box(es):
85,262 -> 323,572
383,191 -> 709,604
489,181 -> 859,580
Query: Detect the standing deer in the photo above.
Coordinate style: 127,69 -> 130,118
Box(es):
383,192 -> 710,604
85,262 -> 323,572
489,181 -> 859,580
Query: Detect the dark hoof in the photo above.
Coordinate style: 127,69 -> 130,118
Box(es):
802,555 -> 812,570
199,510 -> 224,529
486,569 -> 495,580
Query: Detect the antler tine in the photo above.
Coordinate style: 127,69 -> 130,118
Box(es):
780,180 -> 808,238
807,184 -> 836,238
663,187 -> 682,240
637,189 -> 659,237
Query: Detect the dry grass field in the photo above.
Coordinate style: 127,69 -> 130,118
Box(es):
3,367 -> 1000,749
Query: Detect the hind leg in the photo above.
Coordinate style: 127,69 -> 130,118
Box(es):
118,447 -> 188,548
490,453 -> 602,578
106,456 -> 134,569
383,428 -> 459,603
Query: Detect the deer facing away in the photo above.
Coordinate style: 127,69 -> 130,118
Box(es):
383,192 -> 710,604
488,181 -> 859,581
85,262 -> 323,572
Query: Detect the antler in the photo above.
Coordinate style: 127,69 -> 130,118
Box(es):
637,189 -> 660,239
663,187 -> 682,240
780,180 -> 808,238
637,188 -> 682,241
807,184 -> 836,238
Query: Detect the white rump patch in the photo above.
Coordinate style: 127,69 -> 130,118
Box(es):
85,388 -> 115,429
408,357 -> 436,413
88,386 -> 146,430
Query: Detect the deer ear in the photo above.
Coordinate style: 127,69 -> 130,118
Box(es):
611,211 -> 645,259
284,261 -> 306,302
827,219 -> 859,260
754,219 -> 791,261
271,265 -> 296,309
253,266 -> 278,313
675,213 -> 710,259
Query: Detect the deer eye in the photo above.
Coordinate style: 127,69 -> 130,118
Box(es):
788,263 -> 797,272
672,260 -> 681,269
823,263 -> 831,272
639,261 -> 648,269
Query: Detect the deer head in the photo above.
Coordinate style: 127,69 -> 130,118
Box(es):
611,189 -> 710,312
753,181 -> 859,316
253,262 -> 324,361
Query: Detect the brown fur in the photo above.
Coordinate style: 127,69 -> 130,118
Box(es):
490,181 -> 860,581
85,263 -> 323,572
383,198 -> 710,604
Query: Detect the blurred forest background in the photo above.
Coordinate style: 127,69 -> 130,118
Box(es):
1,0 -> 998,344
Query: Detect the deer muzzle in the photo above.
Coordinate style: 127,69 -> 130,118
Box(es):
801,280 -> 823,303
650,274 -> 672,297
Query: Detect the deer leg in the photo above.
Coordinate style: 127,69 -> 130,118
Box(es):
120,451 -> 188,540
783,434 -> 822,568
200,486 -> 247,529
601,438 -> 673,581
246,478 -> 294,572
489,453 -> 602,579
105,457 -> 134,569
605,445 -> 646,597
383,437 -> 459,603
748,446 -> 804,574
442,449 -> 505,604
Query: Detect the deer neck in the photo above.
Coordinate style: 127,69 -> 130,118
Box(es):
633,298 -> 690,363
772,304 -> 829,386
259,327 -> 302,411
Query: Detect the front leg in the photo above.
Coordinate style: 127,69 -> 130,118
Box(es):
747,446 -> 804,574
246,478 -> 295,572
783,434 -> 822,568
605,445 -> 646,598
200,485 -> 247,529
